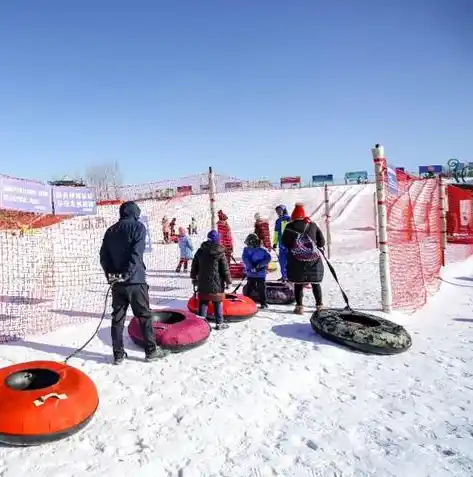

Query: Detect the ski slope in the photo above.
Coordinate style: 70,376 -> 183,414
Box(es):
0,184 -> 473,477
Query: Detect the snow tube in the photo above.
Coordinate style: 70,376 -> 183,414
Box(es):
187,294 -> 257,322
0,361 -> 98,446
243,280 -> 295,305
229,262 -> 245,279
128,309 -> 210,352
310,308 -> 412,355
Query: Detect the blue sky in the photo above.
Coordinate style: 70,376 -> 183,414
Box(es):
0,0 -> 471,185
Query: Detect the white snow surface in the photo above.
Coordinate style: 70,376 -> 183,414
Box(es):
0,184 -> 473,476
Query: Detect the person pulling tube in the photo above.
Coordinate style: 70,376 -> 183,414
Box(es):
281,202 -> 326,315
100,201 -> 170,365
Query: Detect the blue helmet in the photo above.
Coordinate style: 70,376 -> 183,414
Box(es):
275,204 -> 288,215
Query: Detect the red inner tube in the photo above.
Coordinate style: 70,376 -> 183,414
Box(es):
187,293 -> 257,322
128,309 -> 210,351
0,360 -> 98,446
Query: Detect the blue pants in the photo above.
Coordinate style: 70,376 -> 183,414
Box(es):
198,300 -> 223,324
278,247 -> 288,280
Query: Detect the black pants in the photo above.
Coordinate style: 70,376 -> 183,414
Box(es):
294,283 -> 322,306
111,284 -> 157,356
245,277 -> 267,305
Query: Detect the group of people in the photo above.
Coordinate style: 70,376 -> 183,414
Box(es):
100,200 -> 325,364
161,216 -> 198,244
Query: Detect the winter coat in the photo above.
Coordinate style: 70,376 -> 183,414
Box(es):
178,235 -> 194,259
281,220 -> 326,284
217,219 -> 233,254
242,246 -> 272,279
273,214 -> 290,250
100,201 -> 147,284
254,219 -> 272,249
162,218 -> 170,233
190,241 -> 232,301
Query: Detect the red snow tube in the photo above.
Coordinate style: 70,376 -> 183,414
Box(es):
229,262 -> 245,279
128,309 -> 210,352
187,294 -> 257,322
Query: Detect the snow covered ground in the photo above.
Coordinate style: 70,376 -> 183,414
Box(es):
0,184 -> 472,476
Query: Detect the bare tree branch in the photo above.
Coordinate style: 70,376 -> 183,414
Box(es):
84,161 -> 122,200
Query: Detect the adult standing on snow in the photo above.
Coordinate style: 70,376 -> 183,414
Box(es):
100,201 -> 169,364
281,202 -> 325,315
272,204 -> 290,281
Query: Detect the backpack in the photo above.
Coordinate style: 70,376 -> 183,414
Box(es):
290,223 -> 320,262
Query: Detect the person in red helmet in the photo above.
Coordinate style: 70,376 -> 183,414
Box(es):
281,202 -> 325,315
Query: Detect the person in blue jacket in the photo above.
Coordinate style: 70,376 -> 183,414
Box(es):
272,204 -> 290,282
176,226 -> 194,272
100,201 -> 169,364
242,233 -> 272,308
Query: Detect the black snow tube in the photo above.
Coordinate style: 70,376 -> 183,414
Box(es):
310,308 -> 412,355
243,281 -> 295,305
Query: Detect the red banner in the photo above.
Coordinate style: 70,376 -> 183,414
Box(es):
177,185 -> 192,196
280,176 -> 301,185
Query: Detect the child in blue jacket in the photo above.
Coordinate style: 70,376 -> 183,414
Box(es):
242,233 -> 271,308
176,226 -> 194,272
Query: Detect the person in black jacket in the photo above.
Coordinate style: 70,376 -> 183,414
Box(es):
100,201 -> 169,364
190,230 -> 232,330
281,202 -> 325,315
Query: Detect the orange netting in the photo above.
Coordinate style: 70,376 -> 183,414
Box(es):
385,169 -> 442,311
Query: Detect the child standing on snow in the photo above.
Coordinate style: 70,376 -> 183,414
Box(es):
176,227 -> 194,272
189,217 -> 198,235
170,218 -> 177,237
162,216 -> 170,243
242,233 -> 271,309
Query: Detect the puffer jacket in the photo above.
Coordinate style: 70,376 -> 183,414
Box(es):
190,240 -> 232,301
281,220 -> 326,284
273,213 -> 290,250
178,235 -> 194,259
99,201 -> 147,284
254,219 -> 272,249
242,246 -> 272,279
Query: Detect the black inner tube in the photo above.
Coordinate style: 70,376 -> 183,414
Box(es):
152,311 -> 185,324
338,312 -> 380,327
5,369 -> 60,391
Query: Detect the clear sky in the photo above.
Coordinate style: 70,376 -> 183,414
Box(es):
0,0 -> 471,185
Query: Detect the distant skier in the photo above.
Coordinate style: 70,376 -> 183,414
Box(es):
272,204 -> 290,282
162,216 -> 170,243
170,218 -> 177,237
254,213 -> 272,250
188,217 -> 198,235
176,227 -> 194,272
217,209 -> 234,264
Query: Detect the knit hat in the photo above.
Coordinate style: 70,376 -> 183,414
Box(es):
178,226 -> 186,235
291,202 -> 308,221
275,204 -> 288,215
217,210 -> 227,220
244,233 -> 261,247
207,230 -> 219,242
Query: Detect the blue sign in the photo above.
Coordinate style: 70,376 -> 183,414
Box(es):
345,170 -> 368,182
140,215 -> 152,252
312,174 -> 334,183
0,176 -> 53,213
52,186 -> 97,215
386,165 -> 398,195
419,165 -> 443,175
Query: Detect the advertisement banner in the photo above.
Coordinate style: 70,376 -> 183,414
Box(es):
419,165 -> 443,175
200,184 -> 210,192
52,186 -> 97,215
139,215 -> 152,252
224,181 -> 243,190
344,171 -> 368,183
395,167 -> 405,173
176,185 -> 192,196
280,176 -> 301,185
0,176 -> 53,213
312,174 -> 334,184
386,165 -> 398,195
